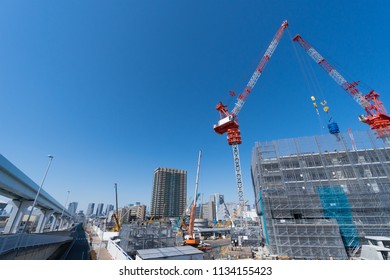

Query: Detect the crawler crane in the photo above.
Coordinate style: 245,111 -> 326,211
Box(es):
213,21 -> 288,223
184,150 -> 202,247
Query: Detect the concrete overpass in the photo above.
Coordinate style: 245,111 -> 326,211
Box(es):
0,153 -> 74,234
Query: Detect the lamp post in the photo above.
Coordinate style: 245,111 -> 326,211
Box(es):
59,190 -> 70,230
23,155 -> 54,233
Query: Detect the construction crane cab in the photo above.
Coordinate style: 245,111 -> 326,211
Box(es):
214,102 -> 237,135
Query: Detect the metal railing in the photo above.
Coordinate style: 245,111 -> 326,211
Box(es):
107,238 -> 133,260
0,233 -> 72,256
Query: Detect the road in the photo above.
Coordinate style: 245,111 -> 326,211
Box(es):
64,223 -> 90,260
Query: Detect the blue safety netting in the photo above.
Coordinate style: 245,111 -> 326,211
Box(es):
317,186 -> 359,248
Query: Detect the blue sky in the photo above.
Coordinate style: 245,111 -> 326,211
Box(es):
1,0 -> 389,212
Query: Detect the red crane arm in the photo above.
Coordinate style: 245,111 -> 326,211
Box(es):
293,34 -> 390,138
214,21 -> 288,141
231,20 -> 289,116
293,35 -> 369,108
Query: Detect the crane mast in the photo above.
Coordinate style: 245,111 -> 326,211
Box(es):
213,21 -> 288,221
293,34 -> 390,143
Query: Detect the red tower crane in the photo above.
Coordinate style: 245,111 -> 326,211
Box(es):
293,34 -> 390,145
213,21 -> 288,216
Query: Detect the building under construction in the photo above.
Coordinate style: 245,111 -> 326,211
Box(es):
251,130 -> 390,259
119,223 -> 177,258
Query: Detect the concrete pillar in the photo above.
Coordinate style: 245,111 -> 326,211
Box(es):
65,217 -> 74,229
58,217 -> 64,230
35,209 -> 55,233
50,214 -> 61,231
59,215 -> 72,230
63,218 -> 69,229
3,200 -> 33,234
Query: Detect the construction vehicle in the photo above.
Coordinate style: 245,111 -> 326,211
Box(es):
112,183 -> 121,232
293,34 -> 390,146
213,21 -> 288,225
184,150 -> 202,247
179,194 -> 200,231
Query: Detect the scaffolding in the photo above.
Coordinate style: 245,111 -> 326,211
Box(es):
119,223 -> 177,257
251,130 -> 390,259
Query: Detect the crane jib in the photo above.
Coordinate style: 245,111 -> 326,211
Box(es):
293,33 -> 390,140
230,21 -> 288,116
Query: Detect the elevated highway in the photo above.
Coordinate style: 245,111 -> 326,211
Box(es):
0,153 -> 74,234
0,224 -> 86,260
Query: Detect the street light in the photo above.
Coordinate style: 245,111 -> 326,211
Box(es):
23,155 -> 54,233
59,190 -> 70,230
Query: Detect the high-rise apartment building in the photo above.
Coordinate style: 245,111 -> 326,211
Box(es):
105,204 -> 114,216
200,203 -> 209,220
251,130 -> 390,260
96,203 -> 104,217
150,167 -> 187,219
68,202 -> 78,216
86,203 -> 95,217
120,204 -> 147,223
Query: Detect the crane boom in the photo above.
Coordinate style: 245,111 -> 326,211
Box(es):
214,21 -> 288,138
188,150 -> 202,239
293,34 -> 390,140
231,20 -> 289,116
293,35 -> 369,108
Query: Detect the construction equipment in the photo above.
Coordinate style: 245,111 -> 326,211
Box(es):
213,21 -> 288,223
310,95 -> 341,140
147,215 -> 154,224
222,201 -> 232,222
184,150 -> 202,247
225,200 -> 248,228
112,183 -> 121,232
179,194 -> 200,230
293,34 -> 390,145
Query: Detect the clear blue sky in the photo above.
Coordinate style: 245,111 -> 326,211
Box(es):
1,1 -> 389,212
